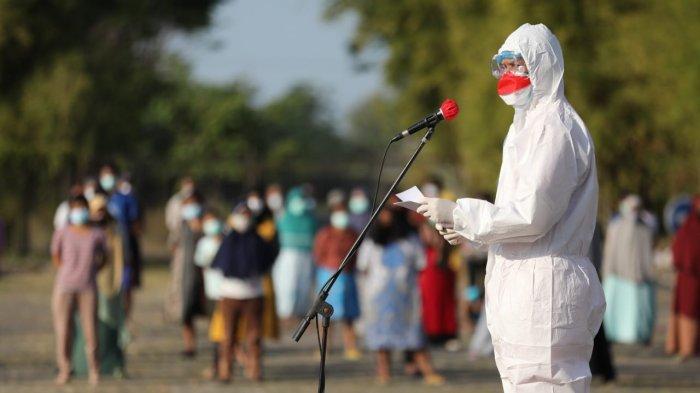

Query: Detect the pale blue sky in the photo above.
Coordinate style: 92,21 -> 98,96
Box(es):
167,0 -> 385,122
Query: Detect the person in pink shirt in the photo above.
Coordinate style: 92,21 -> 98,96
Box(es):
51,194 -> 106,386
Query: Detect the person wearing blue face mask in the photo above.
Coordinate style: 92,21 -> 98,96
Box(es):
69,193 -> 128,379
165,192 -> 206,358
272,187 -> 317,325
348,187 -> 371,233
313,204 -> 361,360
50,195 -> 107,386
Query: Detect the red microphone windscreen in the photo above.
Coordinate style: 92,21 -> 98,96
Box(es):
440,99 -> 459,120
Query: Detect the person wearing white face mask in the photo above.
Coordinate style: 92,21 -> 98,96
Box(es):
193,210 -> 226,379
212,202 -> 278,382
246,191 -> 265,216
602,195 -> 655,345
165,192 -> 206,358
417,24 -> 605,392
50,195 -> 107,386
313,204 -> 362,360
264,184 -> 285,218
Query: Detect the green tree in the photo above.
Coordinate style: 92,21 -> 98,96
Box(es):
0,0 -> 223,253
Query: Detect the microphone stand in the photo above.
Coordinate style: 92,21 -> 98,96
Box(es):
292,125 -> 437,393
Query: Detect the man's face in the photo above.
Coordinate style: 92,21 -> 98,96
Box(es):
501,56 -> 528,75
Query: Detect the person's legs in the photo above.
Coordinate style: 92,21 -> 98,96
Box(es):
342,319 -> 360,360
77,289 -> 99,384
376,350 -> 391,383
182,319 -> 196,356
243,297 -> 264,381
403,350 -> 418,376
678,315 -> 698,359
219,298 -> 242,381
52,290 -> 75,384
414,349 -> 444,385
123,289 -> 133,320
666,312 -> 679,355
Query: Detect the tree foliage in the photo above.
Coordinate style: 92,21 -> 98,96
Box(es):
0,0 -> 221,252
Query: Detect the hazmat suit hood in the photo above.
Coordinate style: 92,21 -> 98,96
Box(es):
499,23 -> 565,110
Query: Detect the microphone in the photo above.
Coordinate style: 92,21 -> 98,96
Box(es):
391,99 -> 459,142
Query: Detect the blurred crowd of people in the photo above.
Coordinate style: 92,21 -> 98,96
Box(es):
589,194 -> 700,383
46,168 -> 700,387
160,177 -> 495,385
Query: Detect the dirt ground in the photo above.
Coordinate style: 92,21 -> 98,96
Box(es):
1,264 -> 699,393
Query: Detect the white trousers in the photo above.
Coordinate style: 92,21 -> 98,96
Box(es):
486,255 -> 606,393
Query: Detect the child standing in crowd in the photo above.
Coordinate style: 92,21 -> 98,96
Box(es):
273,187 -> 317,323
212,202 -> 278,382
166,192 -> 206,357
194,210 -> 225,378
357,204 -> 443,385
313,204 -> 361,360
51,195 -> 106,386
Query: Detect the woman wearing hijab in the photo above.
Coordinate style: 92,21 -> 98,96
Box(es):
272,187 -> 317,322
212,202 -> 278,382
238,192 -> 281,341
357,204 -> 443,385
603,195 -> 655,344
666,196 -> 700,360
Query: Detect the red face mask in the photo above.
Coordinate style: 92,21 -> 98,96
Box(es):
497,73 -> 531,96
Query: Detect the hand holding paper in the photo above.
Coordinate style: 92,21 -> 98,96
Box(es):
416,197 -> 458,228
393,186 -> 425,212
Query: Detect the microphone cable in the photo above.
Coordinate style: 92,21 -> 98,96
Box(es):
370,139 -> 394,214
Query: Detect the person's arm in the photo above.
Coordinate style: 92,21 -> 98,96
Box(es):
312,229 -> 327,267
126,196 -> 142,235
355,240 -> 374,274
50,229 -> 63,268
95,231 -> 108,270
601,221 -> 617,279
453,121 -> 582,244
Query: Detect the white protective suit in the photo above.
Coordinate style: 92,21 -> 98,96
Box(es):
452,24 -> 606,392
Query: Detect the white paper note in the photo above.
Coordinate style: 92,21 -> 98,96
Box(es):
394,186 -> 425,212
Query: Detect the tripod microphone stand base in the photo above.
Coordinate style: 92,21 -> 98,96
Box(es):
315,301 -> 333,393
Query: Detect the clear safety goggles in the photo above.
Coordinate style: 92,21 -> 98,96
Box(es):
491,51 -> 529,79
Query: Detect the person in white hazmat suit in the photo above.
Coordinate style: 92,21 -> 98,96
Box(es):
417,23 -> 606,392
